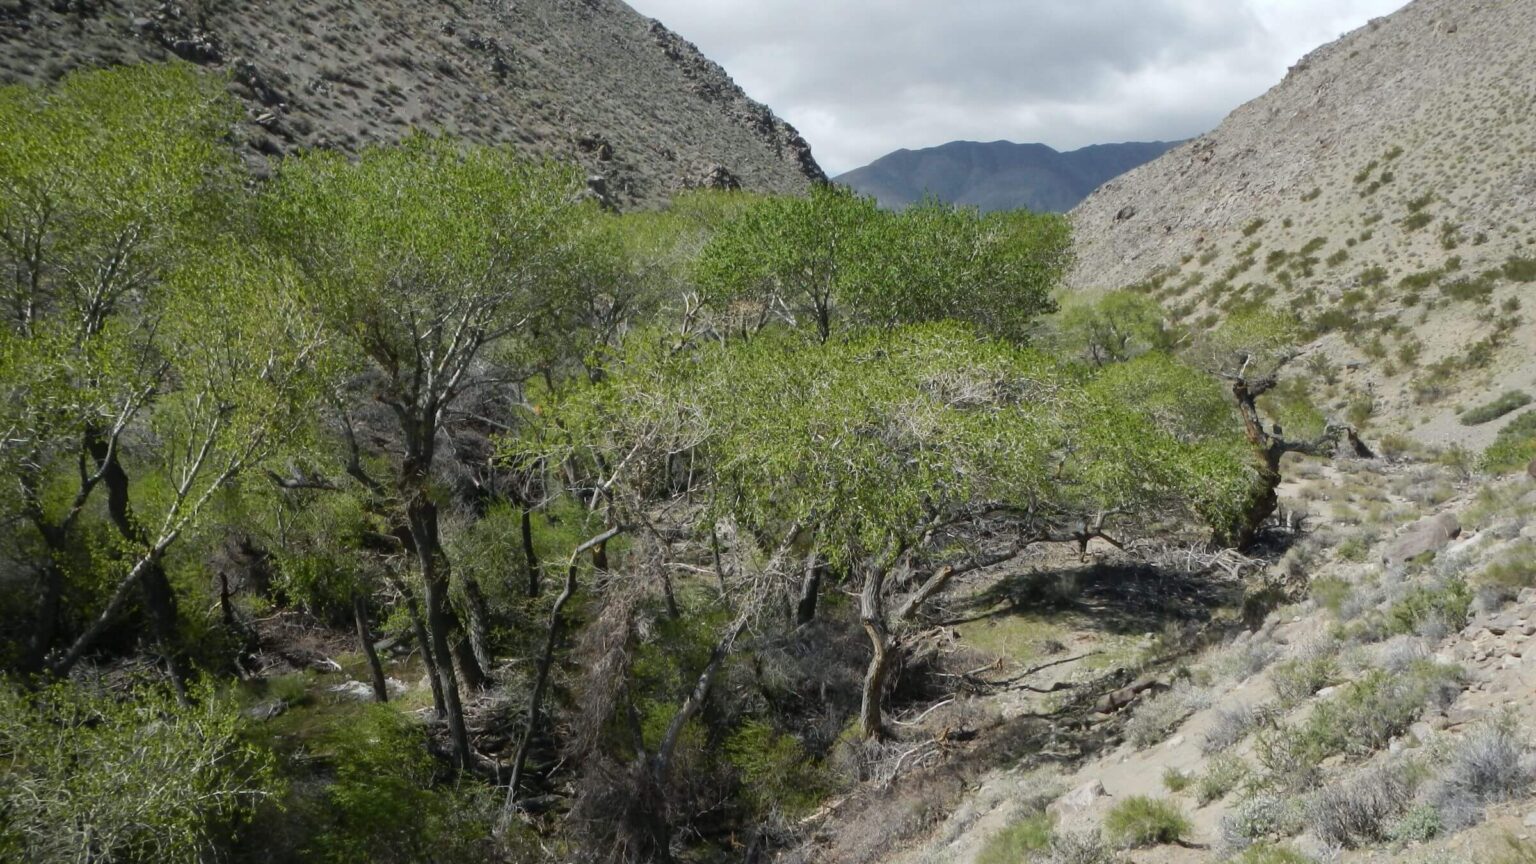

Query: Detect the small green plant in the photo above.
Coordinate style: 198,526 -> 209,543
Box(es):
1232,843 -> 1314,864
1102,796 -> 1189,848
1242,218 -> 1267,237
1403,211 -> 1434,232
1386,580 -> 1471,636
1271,655 -> 1339,707
1461,391 -> 1532,425
1195,752 -> 1249,805
1162,766 -> 1193,793
978,812 -> 1055,864
1301,187 -> 1322,202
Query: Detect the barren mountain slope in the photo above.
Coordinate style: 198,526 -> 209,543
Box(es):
1069,0 -> 1536,447
0,0 -> 823,207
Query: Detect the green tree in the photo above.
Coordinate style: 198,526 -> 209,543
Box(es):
263,134 -> 595,767
693,183 -> 880,342
1054,289 -> 1174,365
0,63 -> 310,683
855,199 -> 1069,341
1190,308 -> 1373,547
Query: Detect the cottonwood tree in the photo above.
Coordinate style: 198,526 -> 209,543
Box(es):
1189,308 -> 1374,548
564,324 -> 1251,741
0,64 -> 253,680
1054,289 -> 1175,366
854,199 -> 1071,342
693,184 -> 879,342
263,135 -> 595,768
48,244 -> 330,678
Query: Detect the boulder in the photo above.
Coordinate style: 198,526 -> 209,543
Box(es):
1383,512 -> 1460,565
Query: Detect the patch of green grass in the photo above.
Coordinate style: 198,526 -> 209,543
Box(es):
978,812 -> 1054,864
1271,655 -> 1340,707
1102,795 -> 1190,848
1462,391 -> 1532,426
1311,576 -> 1353,615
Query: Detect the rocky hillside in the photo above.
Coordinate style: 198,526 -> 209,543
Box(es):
1069,0 -> 1536,450
0,0 -> 823,207
838,140 -> 1177,213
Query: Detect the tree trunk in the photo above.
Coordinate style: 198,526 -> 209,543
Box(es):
86,428 -> 188,697
795,554 -> 822,626
399,582 -> 446,718
459,571 -> 495,682
520,505 -> 542,597
858,564 -> 893,740
506,527 -> 620,808
407,492 -> 473,769
354,593 -> 389,703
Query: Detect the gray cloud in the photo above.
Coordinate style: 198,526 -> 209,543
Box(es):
625,0 -> 1410,174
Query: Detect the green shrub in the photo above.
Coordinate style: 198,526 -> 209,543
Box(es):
1476,543 -> 1536,592
725,719 -> 831,818
1232,843 -> 1314,864
1403,211 -> 1434,232
1305,662 -> 1463,757
1504,256 -> 1536,282
1482,410 -> 1536,473
978,812 -> 1054,864
0,680 -> 279,864
1162,766 -> 1193,793
1102,796 -> 1189,848
1385,580 -> 1471,636
1271,655 -> 1339,707
1195,752 -> 1249,805
1311,576 -> 1353,614
1242,218 -> 1266,237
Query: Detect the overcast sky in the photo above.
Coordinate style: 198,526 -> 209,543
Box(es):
625,0 -> 1411,175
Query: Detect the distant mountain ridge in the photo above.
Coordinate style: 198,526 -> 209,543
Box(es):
835,139 -> 1179,213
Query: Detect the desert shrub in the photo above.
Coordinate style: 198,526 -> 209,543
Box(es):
1475,543 -> 1536,594
1242,219 -> 1266,237
1423,720 -> 1534,832
1403,211 -> 1434,232
1504,256 -> 1536,282
1196,753 -> 1250,805
1311,576 -> 1353,616
1388,803 -> 1443,844
0,679 -> 279,864
1482,410 -> 1536,473
1036,829 -> 1114,864
1124,681 -> 1212,748
1304,663 -> 1463,757
1385,580 -> 1471,636
1162,766 -> 1193,793
1214,636 -> 1283,681
1102,796 -> 1189,848
978,812 -> 1054,864
1202,702 -> 1274,755
1231,843 -> 1315,864
1335,536 -> 1369,562
1306,759 -> 1416,847
1461,391 -> 1532,426
1374,635 -> 1430,674
1220,792 -> 1306,850
1271,654 -> 1340,707
1253,726 -> 1325,792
